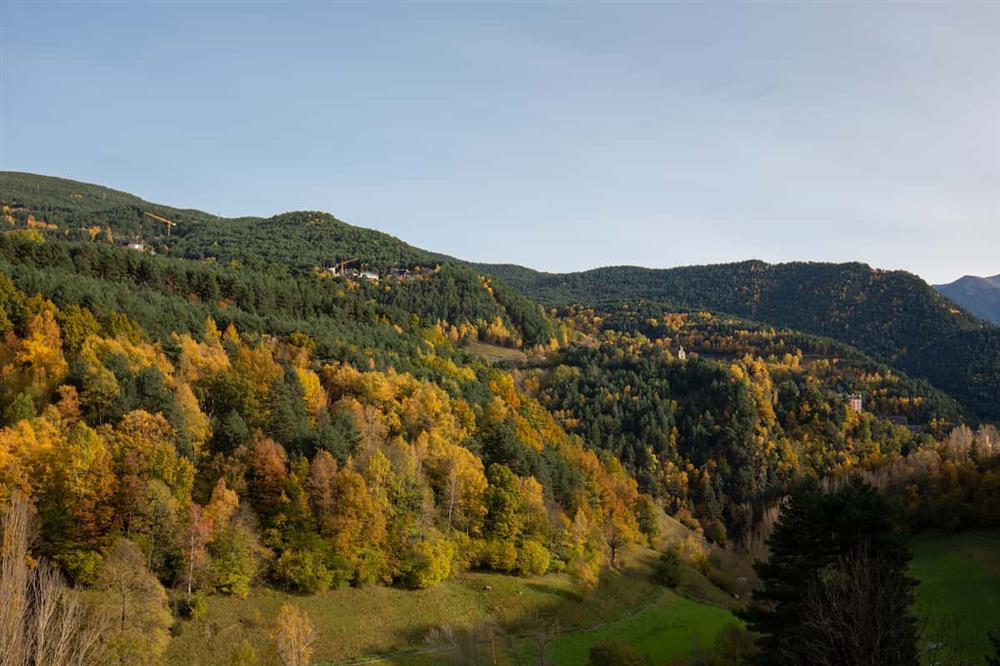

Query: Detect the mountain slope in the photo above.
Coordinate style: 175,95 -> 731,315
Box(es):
935,274 -> 1000,325
1,171 -> 558,348
4,171 -> 996,421
476,261 -> 1000,421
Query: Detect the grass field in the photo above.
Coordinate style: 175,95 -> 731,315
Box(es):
909,531 -> 1000,665
165,540 -> 742,666
166,550 -> 662,665
531,589 -> 740,666
462,341 -> 528,364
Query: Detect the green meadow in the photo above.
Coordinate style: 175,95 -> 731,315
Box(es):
910,531 -> 1000,665
165,539 -> 742,666
519,589 -> 740,666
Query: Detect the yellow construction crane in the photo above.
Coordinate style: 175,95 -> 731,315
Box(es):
337,257 -> 358,274
143,211 -> 176,237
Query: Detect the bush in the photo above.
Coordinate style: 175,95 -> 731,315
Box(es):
634,495 -> 660,546
703,518 -> 728,545
482,539 -> 518,572
353,547 -> 389,587
231,639 -> 258,666
706,566 -> 738,596
675,507 -> 701,531
177,593 -> 208,619
589,639 -> 646,665
403,534 -> 455,589
691,625 -> 756,665
517,539 -> 550,576
570,558 -> 599,596
273,547 -> 334,593
654,548 -> 682,588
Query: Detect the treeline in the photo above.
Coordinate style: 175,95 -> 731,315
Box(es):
857,424 -> 1000,530
481,260 -> 1000,421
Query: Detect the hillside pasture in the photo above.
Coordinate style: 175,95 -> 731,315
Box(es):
165,541 -> 742,666
462,341 -> 528,364
910,531 -> 1000,665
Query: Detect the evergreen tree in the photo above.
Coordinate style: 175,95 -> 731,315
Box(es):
742,476 -> 918,666
267,367 -> 311,452
214,409 -> 250,453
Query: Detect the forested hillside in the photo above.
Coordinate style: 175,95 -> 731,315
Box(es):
478,261 -> 1000,421
2,172 -> 999,665
1,172 -> 559,350
516,303 -> 978,542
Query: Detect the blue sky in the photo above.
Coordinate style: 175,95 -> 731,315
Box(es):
2,2 -> 997,284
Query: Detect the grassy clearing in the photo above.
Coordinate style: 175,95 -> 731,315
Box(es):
909,531 -> 1000,665
462,341 -> 528,364
525,589 -> 740,666
165,546 -> 661,666
165,540 -> 742,666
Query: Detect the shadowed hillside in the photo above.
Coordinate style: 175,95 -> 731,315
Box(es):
477,261 -> 1000,421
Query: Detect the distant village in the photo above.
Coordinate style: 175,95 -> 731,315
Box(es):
120,238 -> 442,285
323,261 -> 439,283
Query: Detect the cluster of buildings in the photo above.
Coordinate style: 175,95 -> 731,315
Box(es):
328,266 -> 380,281
325,264 -> 438,283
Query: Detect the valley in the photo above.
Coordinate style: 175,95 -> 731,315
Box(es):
0,171 -> 998,666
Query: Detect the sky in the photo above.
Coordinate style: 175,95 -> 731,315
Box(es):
1,2 -> 998,284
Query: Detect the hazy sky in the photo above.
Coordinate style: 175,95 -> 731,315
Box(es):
2,2 -> 997,284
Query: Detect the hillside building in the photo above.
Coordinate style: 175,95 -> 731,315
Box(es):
848,393 -> 863,414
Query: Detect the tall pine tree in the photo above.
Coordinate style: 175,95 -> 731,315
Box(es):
742,476 -> 919,666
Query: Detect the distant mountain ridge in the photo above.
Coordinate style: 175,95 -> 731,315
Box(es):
934,274 -> 1000,325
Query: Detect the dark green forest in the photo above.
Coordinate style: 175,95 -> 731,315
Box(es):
478,261 -> 1000,421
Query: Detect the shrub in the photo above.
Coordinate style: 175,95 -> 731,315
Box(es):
231,639 -> 258,666
675,507 -> 701,531
704,518 -> 728,545
353,547 -> 389,587
691,626 -> 757,665
654,547 -> 682,588
517,539 -> 550,576
177,593 -> 208,619
403,534 -> 455,589
588,639 -> 646,665
273,547 -> 334,593
706,565 -> 738,596
570,558 -> 600,596
482,539 -> 518,572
